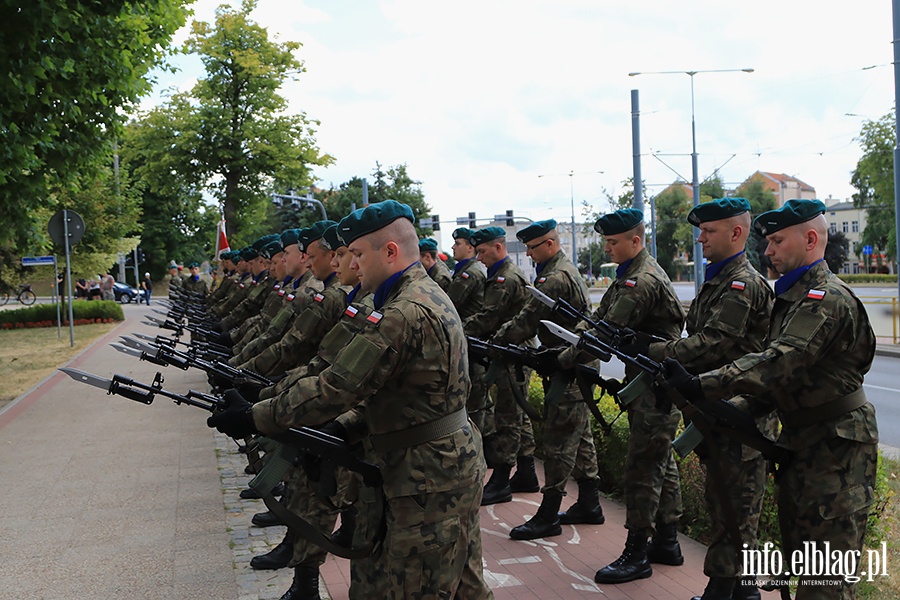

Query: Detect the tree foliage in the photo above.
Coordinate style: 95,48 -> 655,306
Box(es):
824,230 -> 850,274
0,0 -> 190,249
851,111 -> 897,267
577,242 -> 610,278
652,185 -> 694,278
735,178 -> 778,215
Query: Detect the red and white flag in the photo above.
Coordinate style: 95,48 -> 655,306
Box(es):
215,218 -> 230,260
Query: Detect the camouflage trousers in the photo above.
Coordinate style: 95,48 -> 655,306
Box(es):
623,396 -> 682,534
778,436 -> 877,599
489,364 -> 535,467
352,481 -> 493,599
701,431 -> 769,577
284,463 -> 342,567
467,361 -> 494,438
541,377 -> 599,494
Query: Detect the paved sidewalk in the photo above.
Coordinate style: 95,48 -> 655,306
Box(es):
0,302 -> 732,600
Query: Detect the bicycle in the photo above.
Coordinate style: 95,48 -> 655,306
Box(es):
0,283 -> 37,306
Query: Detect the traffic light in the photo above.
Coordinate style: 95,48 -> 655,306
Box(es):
432,215 -> 440,231
468,212 -> 476,229
505,209 -> 514,226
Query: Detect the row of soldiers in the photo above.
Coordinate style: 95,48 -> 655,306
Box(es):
173,196 -> 876,600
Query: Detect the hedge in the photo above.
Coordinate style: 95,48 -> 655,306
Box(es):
0,300 -> 124,329
838,274 -> 898,284
525,372 -> 892,549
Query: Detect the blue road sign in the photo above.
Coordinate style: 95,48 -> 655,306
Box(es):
22,256 -> 56,266
862,245 -> 873,256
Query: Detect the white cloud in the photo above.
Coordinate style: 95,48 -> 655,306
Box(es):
147,0 -> 896,247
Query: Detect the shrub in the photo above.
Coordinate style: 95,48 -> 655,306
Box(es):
526,371 -> 890,549
0,300 -> 123,328
838,274 -> 897,284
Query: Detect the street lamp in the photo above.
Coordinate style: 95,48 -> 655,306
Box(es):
538,170 -> 603,268
629,68 -> 754,294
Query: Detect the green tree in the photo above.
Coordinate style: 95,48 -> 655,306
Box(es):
699,174 -> 725,200
851,112 -> 897,270
130,0 -> 333,247
322,164 -> 433,235
0,0 -> 190,249
577,242 -> 609,278
653,186 -> 694,278
825,230 -> 850,274
735,178 -> 778,215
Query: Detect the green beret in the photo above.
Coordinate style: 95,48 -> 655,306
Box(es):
240,246 -> 259,261
218,252 -> 232,262
167,260 -> 178,269
280,228 -> 301,247
321,224 -> 343,250
594,208 -> 644,235
516,219 -> 557,243
259,239 -> 284,259
337,200 -> 415,246
452,227 -> 474,242
297,220 -> 337,252
688,198 -> 751,226
187,261 -> 200,269
418,238 -> 439,252
753,199 -> 827,237
252,234 -> 280,252
471,226 -> 506,246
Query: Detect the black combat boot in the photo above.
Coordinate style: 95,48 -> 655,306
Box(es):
558,478 -> 605,525
646,522 -> 684,565
594,530 -> 653,583
508,455 -> 540,493
330,507 -> 357,547
481,464 -> 513,505
250,529 -> 294,570
279,565 -> 320,600
482,434 -> 496,469
252,510 -> 285,527
509,492 -> 562,540
690,577 -> 736,600
731,577 -> 760,600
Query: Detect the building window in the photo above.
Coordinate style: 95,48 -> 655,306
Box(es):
852,221 -> 859,233
829,223 -> 837,234
842,221 -> 848,233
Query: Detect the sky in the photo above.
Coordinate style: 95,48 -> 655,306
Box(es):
145,0 -> 897,247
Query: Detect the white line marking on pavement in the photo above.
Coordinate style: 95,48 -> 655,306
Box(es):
865,383 -> 900,393
497,556 -> 542,565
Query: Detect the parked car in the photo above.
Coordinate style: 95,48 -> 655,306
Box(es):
113,282 -> 140,303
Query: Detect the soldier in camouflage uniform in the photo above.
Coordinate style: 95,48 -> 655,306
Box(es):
209,240 -> 269,320
182,261 -> 209,296
419,237 -> 452,291
556,209 -> 686,585
217,235 -> 280,333
208,201 -> 492,600
236,222 -> 343,378
208,252 -> 248,312
492,219 -> 601,541
229,229 -> 320,364
208,252 -> 236,305
165,261 -> 183,292
644,199 -> 775,600
228,235 -> 291,352
664,199 -> 879,600
465,226 -> 539,504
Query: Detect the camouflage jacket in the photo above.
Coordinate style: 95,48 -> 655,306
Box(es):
648,252 -> 773,373
211,272 -> 252,317
464,257 -> 530,339
494,250 -> 590,347
182,275 -> 208,296
699,261 -> 879,449
245,274 -> 349,376
253,263 -> 482,499
232,276 -> 292,345
447,258 -> 485,321
221,273 -> 272,330
427,259 -> 452,292
208,271 -> 233,305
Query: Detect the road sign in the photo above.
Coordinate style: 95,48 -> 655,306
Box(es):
863,245 -> 873,255
48,209 -> 85,247
22,256 -> 55,266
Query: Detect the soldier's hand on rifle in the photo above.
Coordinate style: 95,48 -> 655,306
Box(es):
530,346 -> 564,377
618,327 -> 650,357
207,389 -> 257,438
299,421 -> 347,482
660,358 -> 703,400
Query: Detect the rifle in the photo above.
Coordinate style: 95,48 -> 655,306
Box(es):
527,285 -> 664,353
58,367 -> 384,559
466,336 -> 542,421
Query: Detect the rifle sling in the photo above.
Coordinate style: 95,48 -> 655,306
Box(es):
505,366 -> 542,421
262,492 -> 383,560
574,370 -> 610,430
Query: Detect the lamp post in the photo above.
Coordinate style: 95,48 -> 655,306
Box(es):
538,170 -> 603,268
629,68 -> 754,294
